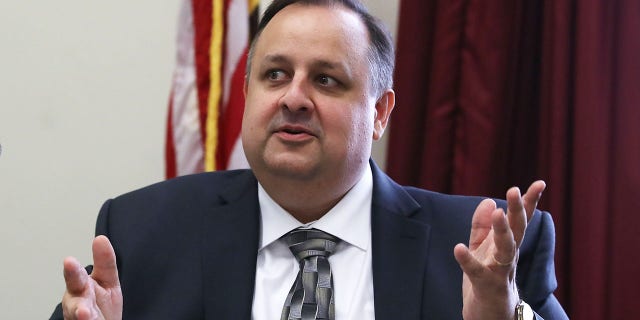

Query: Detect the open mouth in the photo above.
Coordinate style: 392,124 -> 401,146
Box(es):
274,124 -> 316,142
282,128 -> 306,134
277,125 -> 313,136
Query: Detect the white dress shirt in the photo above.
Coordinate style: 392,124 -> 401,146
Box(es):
251,164 -> 375,320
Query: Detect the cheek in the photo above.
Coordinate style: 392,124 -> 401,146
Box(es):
350,104 -> 376,135
328,106 -> 375,149
241,97 -> 268,145
243,94 -> 273,130
353,114 -> 374,146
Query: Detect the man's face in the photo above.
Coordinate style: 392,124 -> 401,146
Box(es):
242,4 -> 387,184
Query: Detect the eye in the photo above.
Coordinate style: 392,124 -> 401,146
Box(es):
317,75 -> 339,87
266,69 -> 287,81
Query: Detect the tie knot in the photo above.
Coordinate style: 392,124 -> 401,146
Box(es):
283,228 -> 340,262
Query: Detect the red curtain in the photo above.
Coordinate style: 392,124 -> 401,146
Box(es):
387,0 -> 640,318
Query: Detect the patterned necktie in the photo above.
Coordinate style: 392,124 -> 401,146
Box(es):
281,228 -> 341,320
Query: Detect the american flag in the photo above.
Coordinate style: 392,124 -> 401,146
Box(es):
165,0 -> 259,178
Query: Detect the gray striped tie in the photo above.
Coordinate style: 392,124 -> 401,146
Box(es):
281,228 -> 340,320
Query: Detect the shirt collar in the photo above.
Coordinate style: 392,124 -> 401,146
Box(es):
258,163 -> 373,252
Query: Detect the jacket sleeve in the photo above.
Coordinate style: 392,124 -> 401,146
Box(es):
516,211 -> 569,319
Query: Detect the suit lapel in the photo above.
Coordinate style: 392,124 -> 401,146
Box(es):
370,162 -> 431,320
202,171 -> 260,320
198,164 -> 433,319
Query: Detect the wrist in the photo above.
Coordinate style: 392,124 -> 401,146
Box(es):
515,300 -> 534,320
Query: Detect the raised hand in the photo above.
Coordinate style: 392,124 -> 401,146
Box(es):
453,181 -> 546,320
61,236 -> 123,320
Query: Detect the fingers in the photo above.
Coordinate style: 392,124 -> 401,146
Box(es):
455,184 -> 545,318
506,180 -> 546,248
454,243 -> 484,277
523,180 -> 546,220
491,208 -> 516,267
90,236 -> 120,289
63,296 -> 103,320
468,199 -> 497,250
506,187 -> 527,248
475,180 -> 547,268
62,236 -> 120,320
62,257 -> 95,320
64,256 -> 89,295
461,201 -> 516,271
75,307 -> 93,320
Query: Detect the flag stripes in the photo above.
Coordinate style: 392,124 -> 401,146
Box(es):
166,0 -> 258,178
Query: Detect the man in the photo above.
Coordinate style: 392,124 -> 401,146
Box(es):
52,0 -> 568,319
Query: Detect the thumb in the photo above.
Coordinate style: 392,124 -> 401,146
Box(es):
90,235 -> 120,289
454,243 -> 483,278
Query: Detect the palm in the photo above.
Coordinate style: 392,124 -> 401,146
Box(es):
454,181 -> 546,320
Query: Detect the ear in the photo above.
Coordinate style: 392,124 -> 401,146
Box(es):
372,89 -> 395,141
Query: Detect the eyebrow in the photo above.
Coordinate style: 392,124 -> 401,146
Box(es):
262,54 -> 347,71
310,60 -> 345,72
263,54 -> 290,65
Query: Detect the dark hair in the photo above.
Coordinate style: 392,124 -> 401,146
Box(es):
246,0 -> 395,96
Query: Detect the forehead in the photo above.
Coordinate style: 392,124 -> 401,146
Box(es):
253,4 -> 370,67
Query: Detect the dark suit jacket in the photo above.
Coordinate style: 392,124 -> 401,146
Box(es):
51,162 -> 567,319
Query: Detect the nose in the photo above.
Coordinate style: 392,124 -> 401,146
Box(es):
279,76 -> 314,113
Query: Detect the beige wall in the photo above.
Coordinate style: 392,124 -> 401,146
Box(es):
0,0 -> 400,318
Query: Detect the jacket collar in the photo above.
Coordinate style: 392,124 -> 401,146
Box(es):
370,160 -> 432,320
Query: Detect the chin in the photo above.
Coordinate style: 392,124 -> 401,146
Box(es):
264,155 -> 321,180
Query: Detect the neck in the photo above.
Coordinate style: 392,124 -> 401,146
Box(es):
260,178 -> 351,223
257,166 -> 365,223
